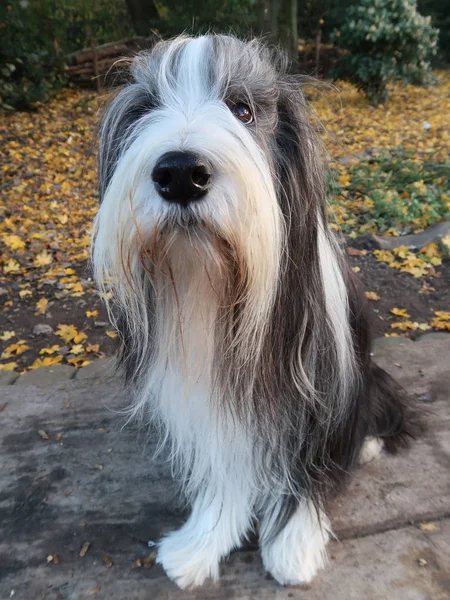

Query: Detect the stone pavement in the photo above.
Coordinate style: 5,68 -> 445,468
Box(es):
0,334 -> 449,600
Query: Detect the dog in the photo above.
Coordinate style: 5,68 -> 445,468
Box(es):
92,34 -> 412,589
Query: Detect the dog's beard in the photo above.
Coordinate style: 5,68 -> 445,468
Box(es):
92,109 -> 284,418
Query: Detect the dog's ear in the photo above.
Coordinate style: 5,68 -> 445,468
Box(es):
274,76 -> 327,228
97,82 -> 154,202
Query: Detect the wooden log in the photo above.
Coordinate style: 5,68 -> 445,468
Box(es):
65,36 -> 153,65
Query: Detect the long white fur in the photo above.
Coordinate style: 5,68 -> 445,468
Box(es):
92,36 -> 358,589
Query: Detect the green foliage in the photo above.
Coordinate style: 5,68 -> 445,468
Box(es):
0,1 -> 133,111
418,0 -> 450,64
155,0 -> 254,37
331,0 -> 439,104
329,148 -> 450,234
0,2 -> 63,110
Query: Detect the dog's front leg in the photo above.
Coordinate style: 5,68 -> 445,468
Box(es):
259,498 -> 331,586
157,482 -> 254,589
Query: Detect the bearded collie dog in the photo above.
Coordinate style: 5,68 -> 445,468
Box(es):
92,35 -> 412,589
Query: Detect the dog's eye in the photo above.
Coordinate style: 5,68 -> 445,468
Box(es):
231,103 -> 253,124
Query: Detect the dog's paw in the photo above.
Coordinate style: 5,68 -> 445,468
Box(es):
261,533 -> 328,586
157,529 -> 220,589
359,436 -> 384,465
260,502 -> 330,586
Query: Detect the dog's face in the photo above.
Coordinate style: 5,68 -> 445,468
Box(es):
92,35 -> 350,395
98,36 -> 282,229
95,36 -> 293,299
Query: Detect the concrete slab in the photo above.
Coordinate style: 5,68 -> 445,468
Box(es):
75,357 -> 117,381
15,365 -> 76,386
0,338 -> 449,599
0,370 -> 19,385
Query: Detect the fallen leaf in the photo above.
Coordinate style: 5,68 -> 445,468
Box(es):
39,345 -> 60,355
1,342 -> 29,359
391,321 -> 419,331
29,355 -> 63,369
86,344 -> 100,353
131,552 -> 156,569
351,266 -> 360,273
70,344 -> 84,355
55,324 -> 78,344
86,310 -> 99,317
3,259 -> 21,274
102,554 -> 113,568
430,319 -> 450,331
365,291 -> 380,301
419,522 -> 439,532
35,298 -> 49,314
38,430 -> 50,440
88,585 -> 101,595
106,330 -> 117,339
3,234 -> 26,250
79,542 -> 91,558
418,558 -> 427,567
346,247 -> 366,256
0,362 -> 18,371
0,330 -> 15,341
390,308 -> 411,318
434,311 -> 450,321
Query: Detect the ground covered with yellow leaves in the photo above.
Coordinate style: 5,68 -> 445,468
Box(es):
1,75 -> 449,372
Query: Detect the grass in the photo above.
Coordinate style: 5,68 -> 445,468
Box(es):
328,147 -> 450,235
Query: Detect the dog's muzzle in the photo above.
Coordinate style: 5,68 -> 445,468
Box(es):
152,151 -> 212,207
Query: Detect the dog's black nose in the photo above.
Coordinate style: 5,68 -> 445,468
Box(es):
152,151 -> 212,206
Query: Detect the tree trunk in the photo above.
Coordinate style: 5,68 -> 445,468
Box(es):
257,0 -> 298,65
125,0 -> 159,36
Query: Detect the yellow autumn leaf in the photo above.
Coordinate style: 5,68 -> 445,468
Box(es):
86,344 -> 100,353
106,330 -> 118,339
36,298 -> 49,314
339,173 -> 351,187
39,345 -> 60,355
351,266 -> 360,273
29,355 -> 64,369
67,354 -> 91,367
86,310 -> 99,318
19,289 -> 33,299
33,250 -> 53,268
0,362 -> 18,371
442,235 -> 450,248
365,291 -> 380,301
434,311 -> 450,321
390,308 -> 411,318
55,324 -> 78,343
420,242 -> 441,258
391,321 -> 419,331
1,343 -> 30,359
0,331 -> 15,341
430,319 -> 450,331
373,250 -> 395,264
2,234 -> 25,250
393,245 -> 410,259
70,344 -> 84,355
74,331 -> 88,344
3,259 -> 21,274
